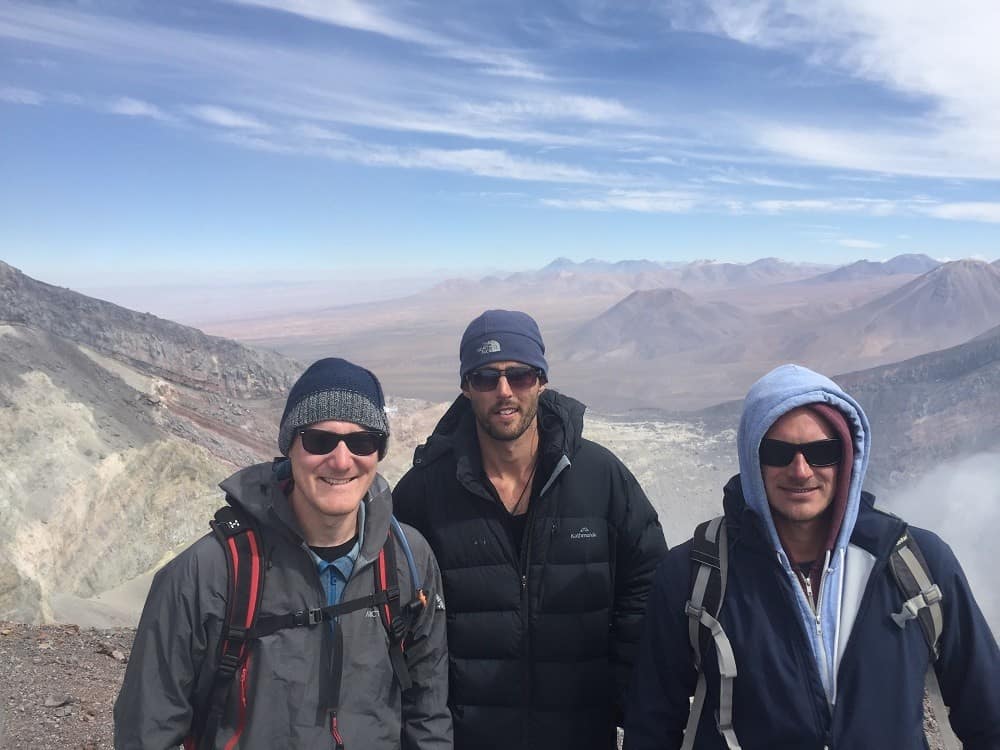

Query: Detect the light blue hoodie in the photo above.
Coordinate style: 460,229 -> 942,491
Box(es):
737,364 -> 871,704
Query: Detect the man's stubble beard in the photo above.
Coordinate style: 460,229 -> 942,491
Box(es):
476,396 -> 540,443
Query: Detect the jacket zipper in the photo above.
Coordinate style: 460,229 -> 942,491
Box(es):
518,494 -> 536,741
302,541 -> 377,750
801,567 -> 832,702
775,556 -> 828,740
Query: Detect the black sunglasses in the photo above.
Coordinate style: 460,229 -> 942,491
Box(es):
298,428 -> 385,457
465,366 -> 543,393
759,438 -> 843,468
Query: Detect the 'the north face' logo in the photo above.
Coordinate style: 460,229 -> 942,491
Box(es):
570,527 -> 598,540
477,339 -> 502,354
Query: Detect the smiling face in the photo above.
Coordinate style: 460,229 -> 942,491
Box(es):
287,419 -> 379,534
762,407 -> 840,533
462,360 -> 544,444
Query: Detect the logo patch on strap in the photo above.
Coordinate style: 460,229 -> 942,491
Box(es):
434,593 -> 446,611
477,339 -> 501,354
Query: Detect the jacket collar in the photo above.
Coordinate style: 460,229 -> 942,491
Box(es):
218,462 -> 392,567
412,389 -> 586,499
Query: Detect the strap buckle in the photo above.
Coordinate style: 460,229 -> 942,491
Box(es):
891,584 -> 942,628
292,608 -> 325,626
685,601 -> 704,621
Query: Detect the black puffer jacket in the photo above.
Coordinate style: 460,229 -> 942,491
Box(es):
393,390 -> 667,750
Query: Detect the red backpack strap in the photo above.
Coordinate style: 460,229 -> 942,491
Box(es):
188,506 -> 265,750
374,524 -> 415,690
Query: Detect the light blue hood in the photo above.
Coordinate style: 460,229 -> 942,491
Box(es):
737,363 -> 871,703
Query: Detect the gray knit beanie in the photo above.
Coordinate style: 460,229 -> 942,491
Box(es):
278,358 -> 390,457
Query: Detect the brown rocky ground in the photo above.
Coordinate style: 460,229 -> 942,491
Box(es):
0,622 -> 133,749
0,622 -> 949,750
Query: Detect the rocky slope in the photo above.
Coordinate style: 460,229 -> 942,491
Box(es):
0,261 -> 306,623
0,260 -> 299,398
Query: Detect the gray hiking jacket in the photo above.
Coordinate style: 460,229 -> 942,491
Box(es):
114,463 -> 452,750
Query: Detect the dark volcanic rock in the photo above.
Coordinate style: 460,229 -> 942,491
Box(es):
0,260 -> 299,399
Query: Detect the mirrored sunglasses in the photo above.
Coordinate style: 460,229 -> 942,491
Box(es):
466,366 -> 541,393
298,428 -> 385,457
758,438 -> 843,468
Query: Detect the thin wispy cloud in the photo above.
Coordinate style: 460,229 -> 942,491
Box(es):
336,145 -> 623,185
227,0 -> 441,46
839,238 -> 883,249
188,105 -> 270,132
225,0 -> 547,80
922,202 -> 1000,224
107,97 -> 169,121
704,168 -> 812,190
543,190 -> 700,213
457,95 -> 639,124
0,85 -> 43,105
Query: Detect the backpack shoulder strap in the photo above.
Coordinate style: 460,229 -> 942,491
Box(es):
889,530 -> 943,656
683,516 -> 741,750
190,505 -> 265,750
373,516 -> 430,692
888,528 -> 960,750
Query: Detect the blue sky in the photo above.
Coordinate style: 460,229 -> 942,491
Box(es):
3,0 -> 1000,293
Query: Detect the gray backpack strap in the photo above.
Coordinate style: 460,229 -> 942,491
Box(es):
888,530 -> 959,750
683,516 -> 741,750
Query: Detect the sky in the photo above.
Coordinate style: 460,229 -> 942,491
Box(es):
3,0 -> 1000,294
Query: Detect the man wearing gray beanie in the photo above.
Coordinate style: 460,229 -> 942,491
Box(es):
116,358 -> 452,750
394,310 -> 668,750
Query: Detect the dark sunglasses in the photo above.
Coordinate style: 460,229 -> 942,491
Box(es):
758,438 -> 843,468
465,366 -> 543,393
298,428 -> 385,457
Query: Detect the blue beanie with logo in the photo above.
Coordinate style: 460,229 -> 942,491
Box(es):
459,309 -> 548,381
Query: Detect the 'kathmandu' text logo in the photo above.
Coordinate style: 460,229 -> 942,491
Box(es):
570,527 -> 598,540
477,339 -> 502,354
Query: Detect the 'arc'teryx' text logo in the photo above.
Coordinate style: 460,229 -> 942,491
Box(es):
570,527 -> 598,540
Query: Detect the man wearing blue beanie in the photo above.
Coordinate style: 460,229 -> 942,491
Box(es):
394,310 -> 668,750
116,357 -> 452,749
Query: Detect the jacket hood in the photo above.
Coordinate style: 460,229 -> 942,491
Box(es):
218,462 -> 394,566
737,363 -> 870,559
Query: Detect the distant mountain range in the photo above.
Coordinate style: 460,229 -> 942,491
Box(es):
565,288 -> 746,359
805,253 -> 940,283
780,260 -> 1000,368
558,259 -> 1000,380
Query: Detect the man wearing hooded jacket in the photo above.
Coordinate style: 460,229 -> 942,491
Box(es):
393,309 -> 668,750
115,358 -> 451,750
625,364 -> 1000,749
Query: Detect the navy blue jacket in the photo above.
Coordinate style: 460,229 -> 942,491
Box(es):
625,477 -> 1000,750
